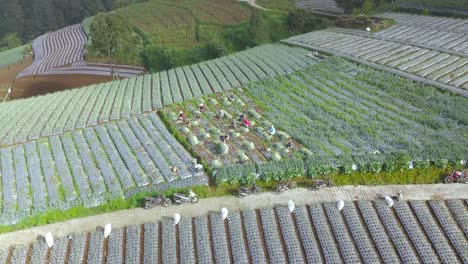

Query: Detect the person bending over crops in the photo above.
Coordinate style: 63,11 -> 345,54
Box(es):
218,109 -> 225,119
268,125 -> 276,136
178,111 -> 187,122
199,103 -> 206,112
220,134 -> 230,143
243,116 -> 251,127
286,139 -> 294,152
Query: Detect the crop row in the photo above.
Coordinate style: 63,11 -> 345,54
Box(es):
2,199 -> 465,263
17,24 -> 87,78
375,25 -> 468,55
284,30 -> 468,93
0,113 -> 202,225
0,44 -> 316,147
380,12 -> 468,34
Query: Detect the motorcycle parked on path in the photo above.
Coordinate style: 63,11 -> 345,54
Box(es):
276,180 -> 297,194
310,178 -> 334,190
144,194 -> 172,209
173,190 -> 199,205
444,170 -> 468,184
238,183 -> 261,198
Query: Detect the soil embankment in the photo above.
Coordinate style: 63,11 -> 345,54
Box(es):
12,73 -> 112,99
0,55 -> 32,98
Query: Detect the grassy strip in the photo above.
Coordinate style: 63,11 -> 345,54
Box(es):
0,166 -> 455,234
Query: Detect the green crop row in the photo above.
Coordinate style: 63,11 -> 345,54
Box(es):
214,153 -> 465,185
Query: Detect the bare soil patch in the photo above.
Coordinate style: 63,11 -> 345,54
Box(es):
0,56 -> 32,99
12,73 -> 112,99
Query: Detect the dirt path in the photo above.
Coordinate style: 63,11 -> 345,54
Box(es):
0,183 -> 466,249
238,0 -> 269,10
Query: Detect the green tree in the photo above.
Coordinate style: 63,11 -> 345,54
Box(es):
88,12 -> 142,63
0,33 -> 22,50
286,10 -> 331,34
362,0 -> 376,14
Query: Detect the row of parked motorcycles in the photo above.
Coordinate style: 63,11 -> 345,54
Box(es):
144,178 -> 334,209
145,168 -> 467,209
238,178 -> 334,198
144,190 -> 198,210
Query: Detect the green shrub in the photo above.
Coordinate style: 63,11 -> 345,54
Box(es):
215,164 -> 257,184
414,160 -> 431,169
433,159 -> 449,168
215,142 -> 229,156
257,158 -> 305,181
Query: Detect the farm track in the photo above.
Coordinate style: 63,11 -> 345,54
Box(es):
0,184 -> 466,263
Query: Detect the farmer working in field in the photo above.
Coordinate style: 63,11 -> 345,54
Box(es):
178,111 -> 187,122
199,103 -> 206,112
242,116 -> 251,127
268,125 -> 276,136
218,109 -> 225,119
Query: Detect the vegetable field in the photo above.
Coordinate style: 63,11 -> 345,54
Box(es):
0,44 -> 316,147
0,112 -> 204,225
284,30 -> 468,95
162,93 -> 306,168
161,57 -> 467,183
117,0 -> 253,48
245,57 -> 467,165
380,12 -> 468,33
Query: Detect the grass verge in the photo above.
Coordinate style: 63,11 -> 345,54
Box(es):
0,166 -> 455,235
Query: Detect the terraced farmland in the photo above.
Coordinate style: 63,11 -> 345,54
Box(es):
0,44 -> 315,147
1,199 -> 466,263
117,0 -> 252,48
381,12 -> 468,33
284,29 -> 468,95
0,112 -> 204,225
16,24 -> 144,80
244,58 -> 467,163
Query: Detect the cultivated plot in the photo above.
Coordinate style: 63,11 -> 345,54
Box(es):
0,113 -> 204,225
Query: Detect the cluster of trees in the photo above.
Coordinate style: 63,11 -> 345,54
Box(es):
87,12 -> 143,64
0,33 -> 22,51
0,0 -> 142,49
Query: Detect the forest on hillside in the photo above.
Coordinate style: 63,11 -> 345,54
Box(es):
0,0 -> 141,45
